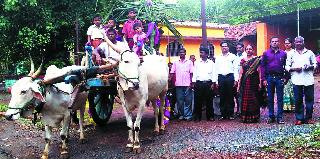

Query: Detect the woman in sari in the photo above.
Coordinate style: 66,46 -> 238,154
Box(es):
283,38 -> 295,112
238,45 -> 261,123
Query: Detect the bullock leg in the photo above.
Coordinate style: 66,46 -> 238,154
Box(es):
151,100 -> 160,135
41,125 -> 52,159
132,102 -> 145,154
121,106 -> 134,152
159,91 -> 167,134
60,114 -> 71,159
79,106 -> 86,144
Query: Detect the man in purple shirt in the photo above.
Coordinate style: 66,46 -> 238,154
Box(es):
261,36 -> 287,124
170,48 -> 193,121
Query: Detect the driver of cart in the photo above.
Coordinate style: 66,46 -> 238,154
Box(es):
92,28 -> 129,66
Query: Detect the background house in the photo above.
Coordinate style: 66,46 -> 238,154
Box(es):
256,7 -> 320,54
159,21 -> 233,62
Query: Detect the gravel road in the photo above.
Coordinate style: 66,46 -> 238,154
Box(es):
0,77 -> 319,158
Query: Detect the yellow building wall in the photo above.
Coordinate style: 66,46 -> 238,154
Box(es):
161,26 -> 225,38
159,25 -> 225,62
160,38 -> 223,63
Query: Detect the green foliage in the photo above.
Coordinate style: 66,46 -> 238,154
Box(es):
45,59 -> 67,69
262,124 -> 320,158
101,0 -> 181,39
17,118 -> 44,130
15,60 -> 31,75
0,103 -> 8,112
166,0 -> 320,24
0,0 -> 100,73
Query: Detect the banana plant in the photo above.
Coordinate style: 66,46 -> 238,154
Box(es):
102,0 -> 182,42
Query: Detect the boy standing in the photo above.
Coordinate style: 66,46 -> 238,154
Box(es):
133,23 -> 148,56
122,8 -> 142,50
87,15 -> 105,49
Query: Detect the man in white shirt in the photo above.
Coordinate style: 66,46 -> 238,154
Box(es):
192,47 -> 217,122
215,41 -> 239,120
285,36 -> 317,125
234,42 -> 247,116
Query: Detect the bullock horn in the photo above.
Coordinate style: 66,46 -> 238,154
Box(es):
31,58 -> 44,79
41,75 -> 65,85
28,54 -> 35,76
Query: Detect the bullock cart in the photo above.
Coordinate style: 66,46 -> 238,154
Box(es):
67,45 -> 117,126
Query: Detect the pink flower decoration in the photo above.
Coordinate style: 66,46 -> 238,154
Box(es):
146,0 -> 153,6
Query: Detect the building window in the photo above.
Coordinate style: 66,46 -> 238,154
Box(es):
166,40 -> 184,57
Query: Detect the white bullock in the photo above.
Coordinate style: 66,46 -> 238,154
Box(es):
5,64 -> 87,159
104,38 -> 168,153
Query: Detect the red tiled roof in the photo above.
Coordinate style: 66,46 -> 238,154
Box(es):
224,22 -> 259,40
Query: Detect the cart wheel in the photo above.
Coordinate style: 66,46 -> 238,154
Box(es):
88,91 -> 114,126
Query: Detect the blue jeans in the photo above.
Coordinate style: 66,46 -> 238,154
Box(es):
176,86 -> 193,119
293,85 -> 314,121
266,76 -> 284,120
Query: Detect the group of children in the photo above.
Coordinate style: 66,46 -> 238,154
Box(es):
86,8 -> 149,58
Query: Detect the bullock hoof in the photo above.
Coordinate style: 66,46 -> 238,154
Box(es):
125,147 -> 133,153
41,153 -> 48,159
60,151 -> 69,159
133,147 -> 141,154
79,138 -> 86,144
159,129 -> 165,135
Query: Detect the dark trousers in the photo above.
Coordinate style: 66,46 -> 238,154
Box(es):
193,81 -> 214,120
266,75 -> 284,120
218,74 -> 235,118
233,86 -> 240,114
293,84 -> 314,121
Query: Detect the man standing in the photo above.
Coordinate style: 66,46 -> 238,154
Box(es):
234,43 -> 247,115
189,55 -> 196,65
285,36 -> 317,125
215,41 -> 239,120
170,48 -> 193,121
260,36 -> 287,124
189,54 -> 196,112
192,47 -> 217,122
93,28 -> 129,65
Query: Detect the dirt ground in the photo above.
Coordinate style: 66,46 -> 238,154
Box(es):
0,77 -> 320,159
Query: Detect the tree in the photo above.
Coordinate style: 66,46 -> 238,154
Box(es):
0,0 -> 104,73
165,0 -> 320,24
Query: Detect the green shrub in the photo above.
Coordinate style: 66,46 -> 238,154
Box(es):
0,103 -> 8,112
263,124 -> 320,157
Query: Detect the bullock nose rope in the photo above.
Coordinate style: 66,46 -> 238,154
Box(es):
118,50 -> 140,88
7,98 -> 36,119
117,70 -> 140,88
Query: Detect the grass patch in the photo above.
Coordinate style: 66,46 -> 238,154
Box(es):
262,124 -> 320,158
17,118 -> 45,130
0,103 -> 8,112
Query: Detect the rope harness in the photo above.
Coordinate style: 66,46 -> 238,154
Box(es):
117,50 -> 141,89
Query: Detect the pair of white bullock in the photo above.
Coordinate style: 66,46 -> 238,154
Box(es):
5,38 -> 168,158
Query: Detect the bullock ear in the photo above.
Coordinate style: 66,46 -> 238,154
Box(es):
30,84 -> 46,102
32,90 -> 46,102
